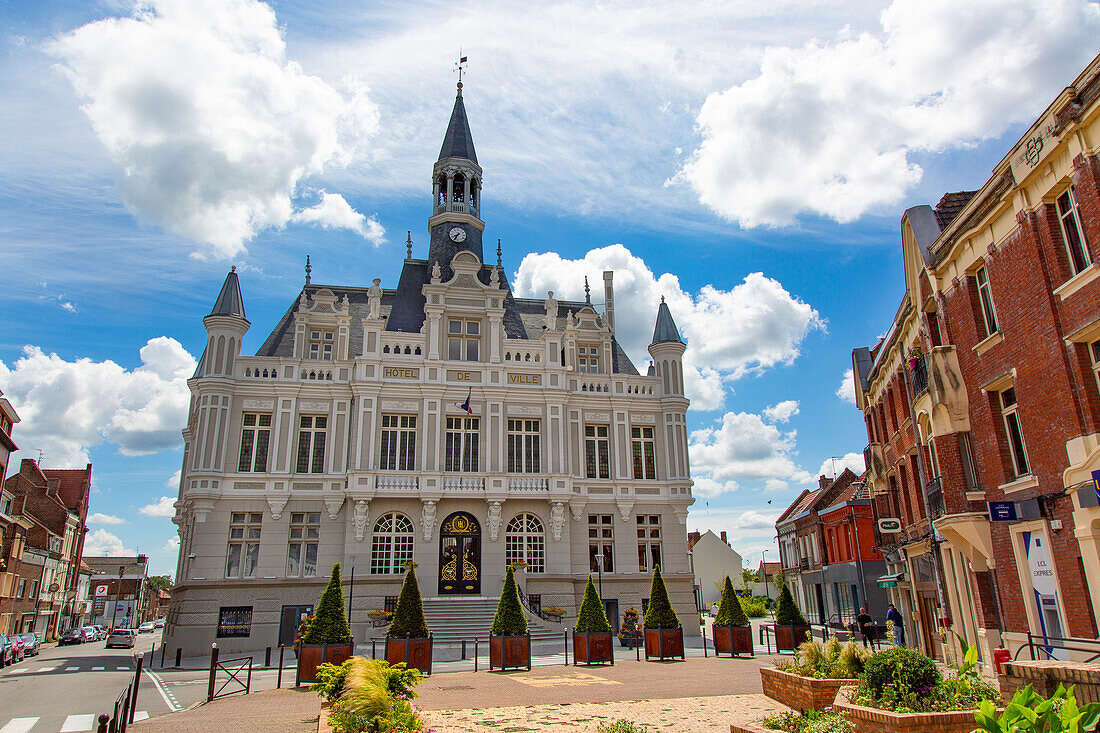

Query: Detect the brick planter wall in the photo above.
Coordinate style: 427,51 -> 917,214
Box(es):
759,667 -> 855,713
833,688 -> 988,733
999,660 -> 1100,704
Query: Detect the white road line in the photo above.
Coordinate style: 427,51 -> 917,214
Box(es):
7,668 -> 29,674
115,666 -> 130,671
0,718 -> 39,733
144,670 -> 182,712
133,712 -> 149,722
36,667 -> 55,673
60,714 -> 95,732
91,666 -> 105,671
65,666 -> 79,671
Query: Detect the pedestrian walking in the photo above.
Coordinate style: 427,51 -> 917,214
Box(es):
885,603 -> 905,646
856,606 -> 874,648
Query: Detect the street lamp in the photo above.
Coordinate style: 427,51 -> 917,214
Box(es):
347,555 -> 358,636
109,565 -> 124,630
761,549 -> 771,605
594,553 -> 603,600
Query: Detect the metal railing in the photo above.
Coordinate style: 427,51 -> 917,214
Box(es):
206,644 -> 253,702
1013,633 -> 1100,663
95,654 -> 142,733
926,477 -> 945,519
517,585 -> 560,622
910,354 -> 929,397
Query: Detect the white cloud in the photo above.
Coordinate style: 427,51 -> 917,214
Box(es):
84,529 -> 133,556
678,0 -> 1100,226
0,337 -> 195,466
763,400 -> 799,423
513,244 -> 823,410
687,507 -> 782,556
837,368 -> 856,404
289,190 -> 385,245
140,496 -> 176,518
163,536 -> 180,553
166,469 -> 181,489
88,513 -> 126,525
60,301 -> 77,313
49,0 -> 379,258
689,411 -> 816,497
818,451 -> 866,480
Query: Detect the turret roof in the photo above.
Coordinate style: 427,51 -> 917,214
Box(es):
208,269 -> 246,320
651,299 -> 683,345
438,86 -> 478,164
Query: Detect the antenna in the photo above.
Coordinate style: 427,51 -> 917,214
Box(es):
454,51 -> 468,89
36,449 -> 45,466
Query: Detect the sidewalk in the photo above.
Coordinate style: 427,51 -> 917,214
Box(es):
131,688 -> 319,733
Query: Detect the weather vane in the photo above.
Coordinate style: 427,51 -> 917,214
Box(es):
455,51 -> 468,87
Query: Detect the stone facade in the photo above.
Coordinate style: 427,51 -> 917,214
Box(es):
164,84 -> 696,656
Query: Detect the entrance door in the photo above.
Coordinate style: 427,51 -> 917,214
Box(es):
604,599 -> 620,634
814,584 -> 826,624
279,604 -> 313,647
438,512 -> 481,595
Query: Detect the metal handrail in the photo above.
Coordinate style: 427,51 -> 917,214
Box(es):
517,585 -> 558,622
1013,632 -> 1100,663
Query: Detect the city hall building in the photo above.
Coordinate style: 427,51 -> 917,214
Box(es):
164,81 -> 697,655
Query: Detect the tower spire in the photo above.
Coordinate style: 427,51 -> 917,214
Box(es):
497,239 -> 502,267
584,276 -> 592,306
406,231 -> 413,259
305,255 -> 311,285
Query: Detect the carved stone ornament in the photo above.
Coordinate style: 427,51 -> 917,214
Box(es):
545,291 -> 558,328
506,404 -> 541,417
487,501 -> 503,541
380,400 -> 419,412
353,500 -> 370,542
673,506 -> 689,525
586,411 -> 611,422
323,495 -> 344,520
431,262 -> 442,283
551,502 -> 565,542
569,501 -> 586,522
242,399 -> 275,410
299,400 -> 329,412
490,267 -> 500,286
266,493 -> 290,520
367,278 -> 382,319
616,500 -> 634,522
421,500 -> 437,542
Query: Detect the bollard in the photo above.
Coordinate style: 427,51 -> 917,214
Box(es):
175,648 -> 182,668
160,643 -> 166,668
461,639 -> 466,660
128,656 -> 143,724
564,630 -> 568,665
371,638 -> 377,660
206,643 -> 219,702
703,627 -> 708,658
473,637 -> 478,672
277,646 -> 285,688
265,646 -> 271,668
635,633 -> 641,662
97,713 -> 109,733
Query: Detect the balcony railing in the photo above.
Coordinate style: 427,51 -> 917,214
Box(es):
909,354 -> 929,397
443,476 -> 485,491
508,477 -> 549,492
926,476 -> 944,519
376,475 -> 418,491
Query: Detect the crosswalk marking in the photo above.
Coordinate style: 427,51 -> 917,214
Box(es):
36,667 -> 55,673
115,666 -> 130,671
91,666 -> 104,671
65,666 -> 79,671
7,668 -> 29,674
61,714 -> 95,732
133,712 -> 149,722
0,718 -> 39,733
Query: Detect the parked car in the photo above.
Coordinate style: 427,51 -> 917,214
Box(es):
94,625 -> 109,640
19,633 -> 40,657
105,629 -> 136,649
9,635 -> 25,662
81,626 -> 98,642
154,618 -> 165,628
138,622 -> 156,634
0,634 -> 13,667
59,628 -> 84,646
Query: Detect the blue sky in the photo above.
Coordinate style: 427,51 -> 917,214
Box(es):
2,0 -> 1098,575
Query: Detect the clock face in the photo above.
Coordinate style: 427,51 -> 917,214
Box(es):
449,226 -> 467,243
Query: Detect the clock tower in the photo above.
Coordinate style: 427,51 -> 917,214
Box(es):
427,80 -> 484,276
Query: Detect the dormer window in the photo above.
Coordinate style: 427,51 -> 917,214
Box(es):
448,319 -> 480,361
578,345 -> 601,373
308,329 -> 334,360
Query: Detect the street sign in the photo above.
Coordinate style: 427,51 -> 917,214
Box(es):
48,583 -> 60,593
877,518 -> 902,533
989,501 -> 1018,522
1091,469 -> 1100,504
95,585 -> 108,597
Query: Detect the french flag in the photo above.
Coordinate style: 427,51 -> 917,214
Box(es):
453,388 -> 473,415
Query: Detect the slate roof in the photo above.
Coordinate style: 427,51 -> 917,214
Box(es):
438,87 -> 477,164
209,269 -> 247,319
933,191 -> 978,229
651,299 -> 683,345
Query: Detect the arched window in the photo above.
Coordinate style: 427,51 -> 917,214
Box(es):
505,513 -> 545,573
370,513 -> 414,575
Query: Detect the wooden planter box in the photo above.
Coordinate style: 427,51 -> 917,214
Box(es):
296,642 -> 353,684
573,631 -> 615,665
385,634 -> 433,675
760,667 -> 854,713
774,624 -> 811,652
489,632 -> 531,671
713,624 -> 753,657
833,687 -> 995,733
644,626 -> 685,661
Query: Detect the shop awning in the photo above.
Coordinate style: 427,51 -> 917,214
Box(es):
876,572 -> 904,588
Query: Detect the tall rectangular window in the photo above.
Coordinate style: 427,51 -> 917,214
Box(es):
447,319 -> 480,361
444,416 -> 479,472
631,426 -> 656,479
379,415 -> 417,471
1000,388 -> 1030,478
286,512 -> 320,578
238,413 -> 271,472
307,329 -> 334,360
296,415 -> 327,473
217,606 -> 253,638
585,424 -> 611,479
588,514 -> 614,572
507,419 -> 541,473
975,266 -> 998,337
226,512 -> 262,578
1057,188 -> 1090,275
1090,341 -> 1100,396
637,514 -> 662,572
578,345 -> 601,373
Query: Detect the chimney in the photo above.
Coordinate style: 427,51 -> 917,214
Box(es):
720,531 -> 728,545
819,474 -> 831,489
602,271 -> 615,333
687,530 -> 700,548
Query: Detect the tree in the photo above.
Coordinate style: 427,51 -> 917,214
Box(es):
715,575 -> 749,627
387,564 -> 429,639
303,564 -> 352,644
491,564 -> 528,636
147,575 -> 172,592
775,582 -> 807,626
574,576 -> 610,633
642,565 -> 680,629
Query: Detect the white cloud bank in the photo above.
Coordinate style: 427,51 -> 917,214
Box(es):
0,337 -> 195,465
140,496 -> 177,518
513,244 -> 823,410
763,400 -> 799,423
678,0 -> 1100,226
689,412 -> 816,498
837,368 -> 856,404
818,451 -> 867,480
290,191 -> 384,245
49,0 -> 380,258
88,513 -> 126,525
84,529 -> 133,556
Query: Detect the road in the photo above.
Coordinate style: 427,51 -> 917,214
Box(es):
0,633 -> 295,733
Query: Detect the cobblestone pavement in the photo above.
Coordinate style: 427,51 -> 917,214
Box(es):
130,687 -> 320,733
419,693 -> 786,732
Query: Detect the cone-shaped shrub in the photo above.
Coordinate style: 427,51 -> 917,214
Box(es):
491,564 -> 528,635
642,565 -> 680,629
715,575 -> 749,627
775,582 -> 807,626
388,563 -> 429,639
303,563 -> 352,643
574,576 -> 611,633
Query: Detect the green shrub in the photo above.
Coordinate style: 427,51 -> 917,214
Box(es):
304,564 -> 352,644
975,683 -> 1100,733
778,637 -> 869,680
739,596 -> 767,618
323,657 -> 426,733
596,721 -> 653,733
642,565 -> 680,629
575,576 -> 611,633
715,576 -> 750,626
311,659 -> 351,703
775,584 -> 806,625
491,564 -> 528,635
861,646 -> 941,700
388,564 -> 429,639
763,709 -> 853,733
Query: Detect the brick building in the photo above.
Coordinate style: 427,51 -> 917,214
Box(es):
0,389 -> 18,488
85,555 -> 152,629
851,51 -> 1100,664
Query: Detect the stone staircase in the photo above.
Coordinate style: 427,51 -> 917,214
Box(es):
419,597 -> 563,644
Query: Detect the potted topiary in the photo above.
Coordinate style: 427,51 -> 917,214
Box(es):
713,575 -> 753,657
297,564 -> 354,684
617,608 -> 642,648
643,565 -> 684,661
385,562 -> 432,675
573,576 -> 614,666
489,564 -> 531,671
774,582 -> 810,652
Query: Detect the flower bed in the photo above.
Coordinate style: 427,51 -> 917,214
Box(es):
312,657 -> 427,733
761,668 -> 855,714
761,636 -> 866,712
833,688 -> 984,733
